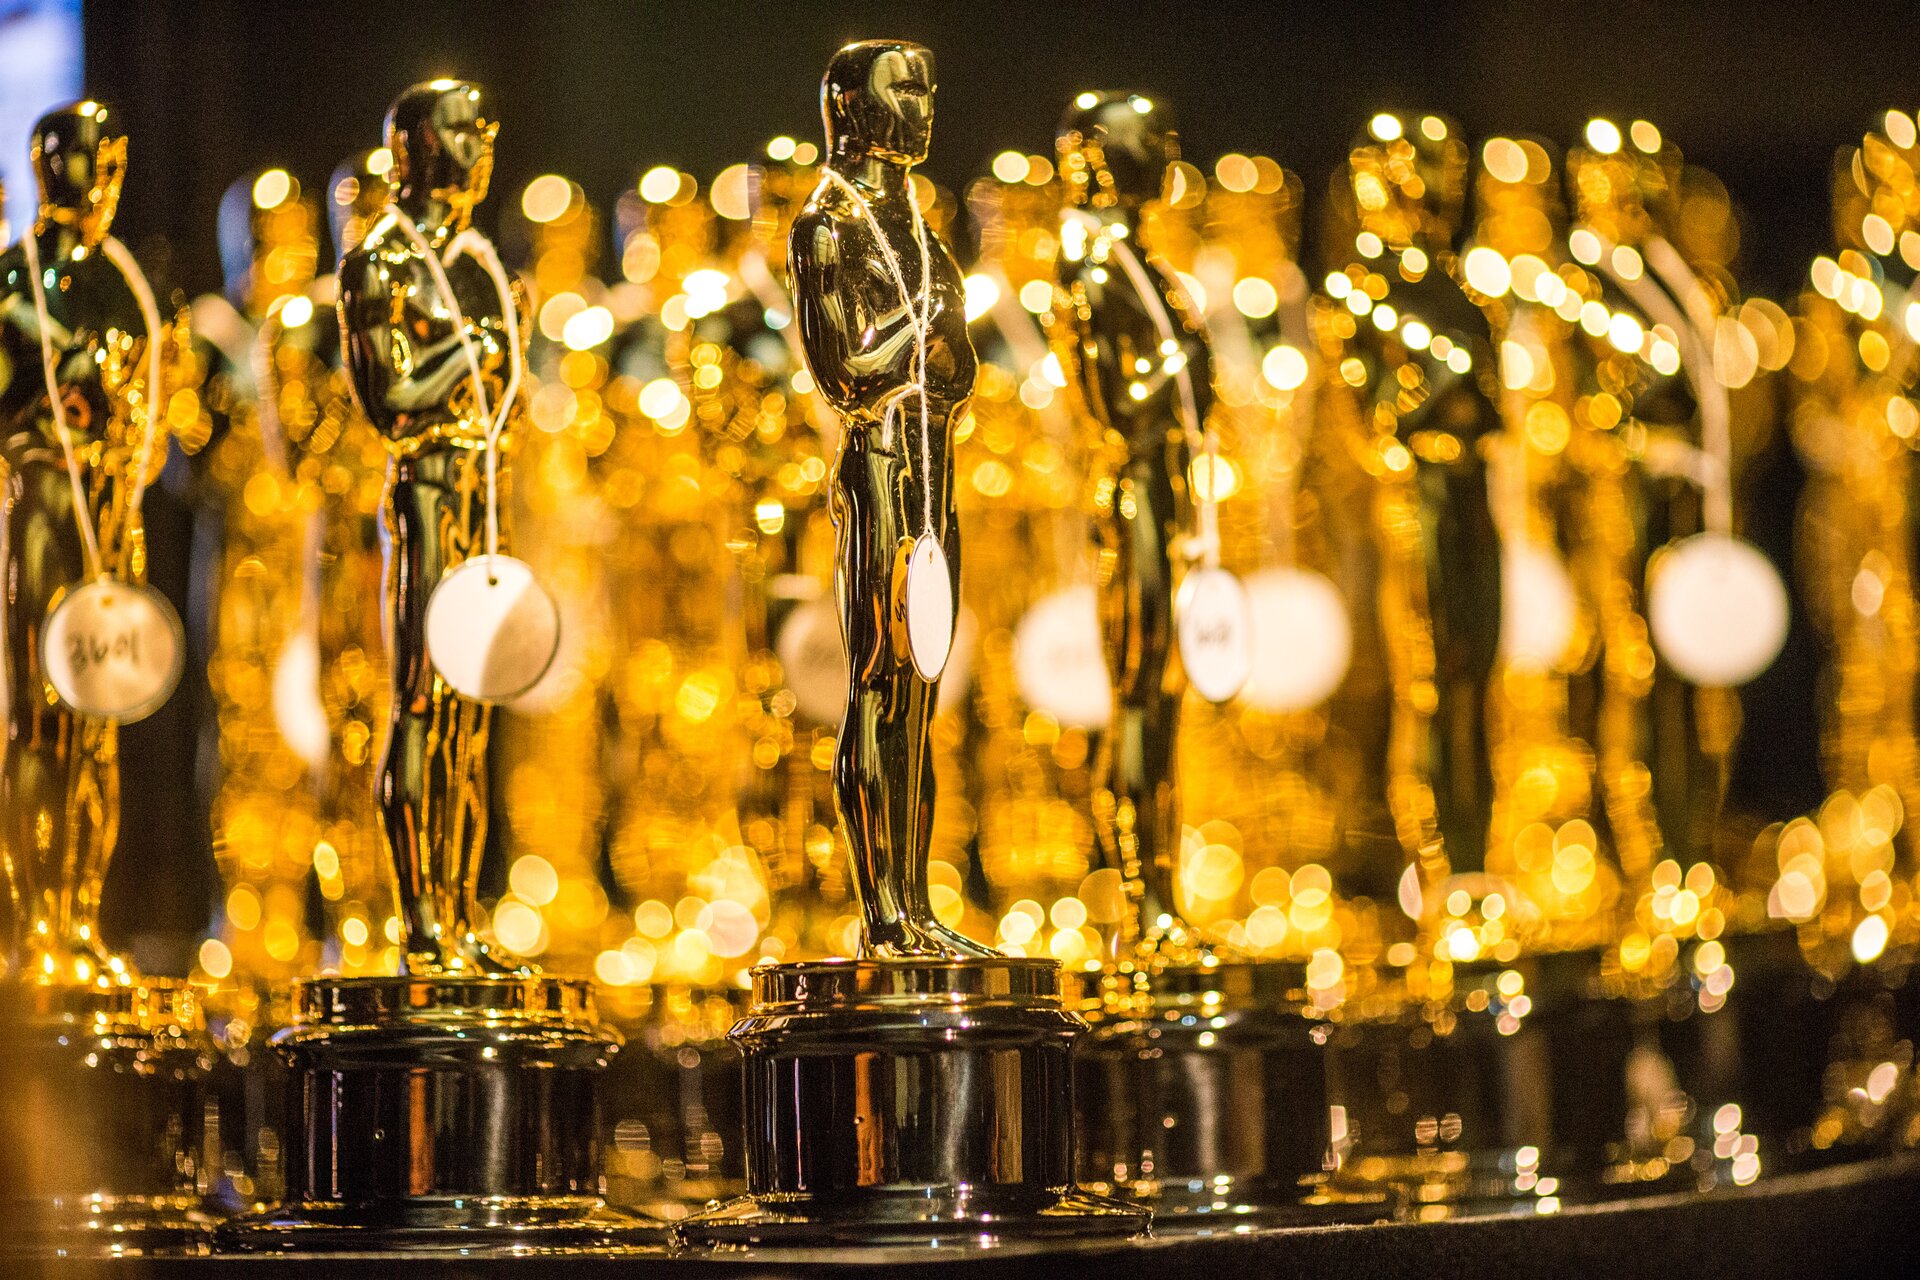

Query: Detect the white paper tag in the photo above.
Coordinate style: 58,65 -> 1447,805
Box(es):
41,578 -> 184,723
1177,566 -> 1254,704
424,555 -> 561,704
1013,585 -> 1113,729
903,533 -> 955,682
1648,533 -> 1788,687
272,628 -> 331,770
1499,544 -> 1578,673
776,597 -> 849,725
1242,567 -> 1353,712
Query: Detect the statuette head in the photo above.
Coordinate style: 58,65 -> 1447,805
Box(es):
823,40 -> 935,168
328,147 -> 396,261
1345,110 -> 1467,250
387,79 -> 497,230
31,99 -> 125,246
218,167 -> 319,314
1058,90 -> 1177,211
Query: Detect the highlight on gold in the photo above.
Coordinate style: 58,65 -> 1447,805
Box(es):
0,13 -> 1915,1268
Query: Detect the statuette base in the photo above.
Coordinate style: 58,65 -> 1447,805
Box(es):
1328,947 -> 1671,1214
218,974 -> 662,1253
677,958 -> 1146,1249
1073,958 -> 1388,1231
0,979 -> 215,1257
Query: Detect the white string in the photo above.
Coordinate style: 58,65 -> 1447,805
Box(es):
390,216 -> 523,574
823,169 -> 934,535
1641,236 -> 1733,536
21,230 -> 166,583
1583,226 -> 1731,536
1063,207 -> 1222,569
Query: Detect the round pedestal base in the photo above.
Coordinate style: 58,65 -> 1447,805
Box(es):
217,974 -> 665,1252
217,1197 -> 655,1254
597,982 -> 749,1219
676,958 -> 1147,1250
1073,959 -> 1386,1231
685,1187 -> 1143,1249
1328,948 -> 1669,1214
0,979 -> 215,1257
1661,931 -> 1916,1177
1102,1179 -> 1389,1235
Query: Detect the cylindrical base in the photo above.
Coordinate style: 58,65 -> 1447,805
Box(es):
1658,931 -> 1833,1180
1327,948 -> 1660,1215
217,974 -> 662,1253
204,982 -> 291,1215
598,982 -> 749,1220
677,958 -> 1146,1248
0,979 -> 215,1257
1073,959 -> 1387,1233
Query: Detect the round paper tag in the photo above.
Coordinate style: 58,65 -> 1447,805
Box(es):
424,555 -> 561,704
1177,566 -> 1254,704
1647,533 -> 1788,687
776,597 -> 849,725
272,628 -> 331,770
41,578 -> 184,723
1242,567 -> 1353,713
1499,545 -> 1578,673
903,534 -> 955,682
1013,585 -> 1113,729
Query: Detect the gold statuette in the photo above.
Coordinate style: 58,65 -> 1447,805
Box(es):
681,45 -> 1142,1248
788,40 -> 989,959
223,84 -> 649,1251
336,80 -> 524,975
0,100 -> 212,1256
1051,92 -> 1219,966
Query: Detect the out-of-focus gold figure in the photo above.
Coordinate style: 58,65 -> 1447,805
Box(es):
788,39 -> 988,957
1316,112 -> 1504,962
1174,153 -> 1376,978
336,79 -> 525,974
0,100 -> 213,1254
306,149 -> 400,972
596,165 -> 776,984
1472,136 -> 1622,958
959,155 -> 1109,955
1,102 -> 174,984
185,163 -> 391,988
1788,111 -> 1920,969
690,149 -> 846,960
488,172 -> 618,977
1051,91 -> 1217,965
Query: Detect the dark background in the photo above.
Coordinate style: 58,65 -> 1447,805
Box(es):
87,0 -> 1920,300
79,0 -> 1898,958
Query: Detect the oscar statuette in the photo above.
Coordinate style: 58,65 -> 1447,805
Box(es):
1,101 -> 213,1257
1046,92 -> 1383,1232
217,81 -> 656,1252
678,42 -> 1145,1249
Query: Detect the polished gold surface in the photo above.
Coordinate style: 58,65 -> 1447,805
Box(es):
1,101 -> 176,986
9,47 -> 1919,1259
336,80 -> 526,975
788,40 -> 988,958
956,160 -> 1122,962
184,165 -> 392,990
1315,112 -> 1502,971
0,104 -> 213,1255
1050,92 -> 1216,966
1786,112 -> 1920,974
